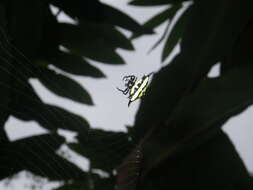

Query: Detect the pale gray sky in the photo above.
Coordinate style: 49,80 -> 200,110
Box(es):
1,0 -> 253,189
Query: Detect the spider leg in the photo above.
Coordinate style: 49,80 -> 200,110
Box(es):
117,87 -> 129,95
117,87 -> 125,93
123,75 -> 136,81
124,89 -> 129,95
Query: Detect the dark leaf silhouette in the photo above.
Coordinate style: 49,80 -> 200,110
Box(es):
0,134 -> 87,180
10,82 -> 91,133
51,0 -> 152,34
131,4 -> 182,39
161,6 -> 190,61
143,63 -> 253,172
38,69 -> 93,105
122,1 -> 253,189
129,0 -> 186,6
76,21 -> 134,51
44,104 -> 90,135
59,23 -> 125,64
147,4 -> 183,53
101,4 -> 153,34
50,0 -> 104,22
133,0 -> 253,140
138,131 -> 252,190
53,182 -> 87,190
8,0 -> 44,58
69,129 -> 132,173
44,50 -> 106,78
54,174 -> 115,190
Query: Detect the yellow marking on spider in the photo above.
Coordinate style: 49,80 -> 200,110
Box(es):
117,72 -> 154,107
128,76 -> 149,106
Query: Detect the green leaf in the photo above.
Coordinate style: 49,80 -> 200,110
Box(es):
59,23 -> 125,64
38,69 -> 93,105
161,7 -> 190,62
129,0 -> 185,6
131,4 -> 182,39
45,51 -> 106,78
69,129 -> 131,172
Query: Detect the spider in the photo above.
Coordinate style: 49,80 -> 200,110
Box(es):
117,75 -> 137,95
117,73 -> 153,107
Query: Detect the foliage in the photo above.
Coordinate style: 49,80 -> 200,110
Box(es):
0,0 -> 253,190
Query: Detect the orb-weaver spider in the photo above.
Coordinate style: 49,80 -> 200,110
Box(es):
117,73 -> 153,107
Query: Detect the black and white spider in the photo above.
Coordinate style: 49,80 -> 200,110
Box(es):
117,73 -> 153,106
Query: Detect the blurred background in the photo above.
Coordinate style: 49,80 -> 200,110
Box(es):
0,0 -> 252,189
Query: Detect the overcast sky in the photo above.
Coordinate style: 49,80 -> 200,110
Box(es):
1,0 -> 253,189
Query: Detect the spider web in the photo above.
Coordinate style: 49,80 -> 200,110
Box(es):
0,9 -> 141,190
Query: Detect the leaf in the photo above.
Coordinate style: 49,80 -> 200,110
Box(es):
69,129 -> 132,172
51,0 -> 152,34
54,175 -> 115,190
8,0 -> 44,58
93,176 -> 116,190
147,21 -> 170,53
45,50 -> 105,78
50,0 -> 105,22
53,183 -> 87,190
131,4 -> 182,39
59,23 -> 125,64
161,7 -> 190,62
38,69 -> 93,105
0,52 -> 11,138
168,64 -> 253,146
143,63 -> 253,173
10,83 -> 90,133
138,131 -> 252,190
76,20 -> 134,51
129,0 -> 185,6
221,18 -> 253,74
133,0 -> 253,141
44,104 -> 90,135
102,4 -> 153,35
8,134 -> 87,180
39,5 -> 60,55
0,134 -> 62,180
131,1 -> 253,181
